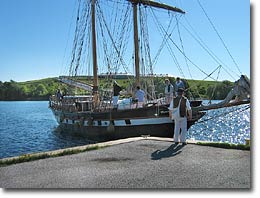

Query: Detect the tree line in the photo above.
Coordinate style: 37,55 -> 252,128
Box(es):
0,79 -> 60,100
0,77 -> 233,101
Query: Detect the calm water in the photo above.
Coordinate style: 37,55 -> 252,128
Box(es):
0,101 -> 250,159
0,101 -> 94,159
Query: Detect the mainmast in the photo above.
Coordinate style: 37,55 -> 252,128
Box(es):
128,0 -> 185,86
91,0 -> 99,107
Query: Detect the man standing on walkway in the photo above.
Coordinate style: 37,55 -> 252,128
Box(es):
169,88 -> 192,145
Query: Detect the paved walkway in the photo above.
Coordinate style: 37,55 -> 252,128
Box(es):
0,138 -> 250,188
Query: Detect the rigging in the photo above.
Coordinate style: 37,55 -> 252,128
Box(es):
197,0 -> 242,75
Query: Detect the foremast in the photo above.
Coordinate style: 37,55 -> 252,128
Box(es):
128,0 -> 185,86
91,0 -> 99,108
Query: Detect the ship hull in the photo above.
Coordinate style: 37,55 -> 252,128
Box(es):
51,105 -> 205,142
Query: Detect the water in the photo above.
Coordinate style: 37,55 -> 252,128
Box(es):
187,101 -> 250,144
0,101 -> 94,159
0,101 -> 250,159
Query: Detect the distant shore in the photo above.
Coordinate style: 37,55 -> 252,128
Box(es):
0,76 -> 234,101
0,97 -> 49,101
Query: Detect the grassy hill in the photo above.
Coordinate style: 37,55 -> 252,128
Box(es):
0,76 -> 233,101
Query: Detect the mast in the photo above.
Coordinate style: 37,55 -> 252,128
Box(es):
128,0 -> 185,87
91,0 -> 99,107
133,2 -> 140,86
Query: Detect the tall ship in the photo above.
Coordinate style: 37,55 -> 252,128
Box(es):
49,0 -> 250,142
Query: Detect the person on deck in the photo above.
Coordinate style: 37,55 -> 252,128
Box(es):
56,89 -> 63,101
135,86 -> 145,108
164,79 -> 175,104
112,81 -> 122,109
175,77 -> 185,95
169,88 -> 192,145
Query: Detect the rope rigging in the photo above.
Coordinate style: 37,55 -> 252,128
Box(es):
181,17 -> 237,81
139,6 -> 157,100
165,28 -> 219,81
149,8 -> 185,78
68,0 -> 91,77
96,2 -> 132,76
93,0 -> 136,101
74,3 -> 90,77
113,3 -> 132,72
139,6 -> 152,76
143,0 -> 243,85
64,0 -> 246,102
68,1 -> 226,82
66,0 -> 134,82
176,15 -> 192,79
196,0 -> 242,76
149,6 -> 221,82
184,65 -> 222,100
151,14 -> 175,68
208,65 -> 221,103
60,0 -> 78,76
69,0 -> 82,76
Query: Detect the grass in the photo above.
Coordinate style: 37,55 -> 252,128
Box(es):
0,139 -> 250,167
0,145 -> 105,167
196,142 -> 250,150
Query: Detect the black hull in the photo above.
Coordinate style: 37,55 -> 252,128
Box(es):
57,122 -> 174,142
51,105 -> 205,142
56,119 -> 202,142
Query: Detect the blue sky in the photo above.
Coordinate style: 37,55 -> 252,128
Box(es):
0,0 -> 250,82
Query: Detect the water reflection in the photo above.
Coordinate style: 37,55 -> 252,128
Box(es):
188,104 -> 250,144
52,126 -> 96,146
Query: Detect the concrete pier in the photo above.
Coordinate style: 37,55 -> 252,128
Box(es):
0,137 -> 250,188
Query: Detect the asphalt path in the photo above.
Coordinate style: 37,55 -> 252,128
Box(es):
0,139 -> 250,188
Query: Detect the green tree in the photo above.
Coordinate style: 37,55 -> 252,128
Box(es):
206,80 -> 233,100
32,84 -> 48,96
0,80 -> 26,100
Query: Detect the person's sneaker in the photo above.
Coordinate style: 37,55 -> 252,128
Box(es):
181,142 -> 187,146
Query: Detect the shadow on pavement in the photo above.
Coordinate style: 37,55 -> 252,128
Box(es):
151,143 -> 185,160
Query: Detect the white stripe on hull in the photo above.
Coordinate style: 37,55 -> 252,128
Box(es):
56,116 -> 172,127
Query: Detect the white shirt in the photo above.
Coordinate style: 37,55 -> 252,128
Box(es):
168,97 -> 191,111
164,83 -> 174,95
135,89 -> 145,102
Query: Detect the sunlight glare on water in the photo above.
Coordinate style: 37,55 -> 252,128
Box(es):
188,104 -> 250,144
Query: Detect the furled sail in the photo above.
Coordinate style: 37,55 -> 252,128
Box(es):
58,76 -> 93,92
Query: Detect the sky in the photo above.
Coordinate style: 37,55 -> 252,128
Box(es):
0,0 -> 251,82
